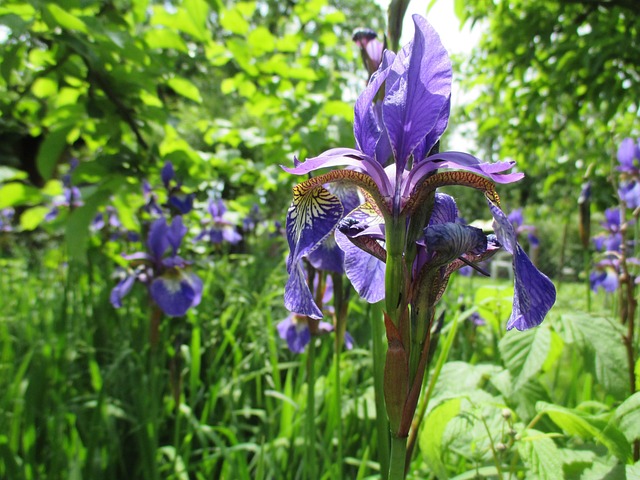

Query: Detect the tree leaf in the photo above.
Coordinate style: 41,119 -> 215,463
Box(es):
20,206 -> 50,231
44,4 -> 88,33
36,126 -> 73,181
0,183 -> 42,208
167,77 -> 202,103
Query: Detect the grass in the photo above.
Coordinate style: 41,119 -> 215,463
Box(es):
0,239 -> 636,479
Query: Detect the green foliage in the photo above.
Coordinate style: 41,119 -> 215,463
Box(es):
456,0 -> 640,210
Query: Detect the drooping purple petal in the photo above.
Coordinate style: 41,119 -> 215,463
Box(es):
150,270 -> 202,317
619,181 -> 640,209
110,274 -> 137,308
284,183 -> 344,318
344,331 -> 355,350
590,270 -> 618,293
276,316 -> 311,354
307,184 -> 361,274
382,15 -> 452,173
335,230 -> 386,302
488,200 -> 556,330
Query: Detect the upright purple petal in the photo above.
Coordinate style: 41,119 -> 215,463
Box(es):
428,193 -> 459,225
147,217 -> 170,261
383,15 -> 452,173
167,216 -> 187,254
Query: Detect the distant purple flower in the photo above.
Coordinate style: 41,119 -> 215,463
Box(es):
242,204 -> 262,233
617,138 -> 640,209
111,216 -> 202,317
45,161 -> 83,221
590,265 -> 619,293
160,161 -> 196,214
592,208 -> 626,253
0,208 -> 14,232
196,198 -> 242,245
469,311 -> 486,327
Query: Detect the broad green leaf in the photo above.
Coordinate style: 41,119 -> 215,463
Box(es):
537,402 -> 631,462
167,77 -> 202,103
0,167 -> 27,183
517,429 -> 563,480
20,206 -> 50,231
419,397 -> 461,479
220,8 -> 249,35
615,391 -> 640,443
0,183 -> 42,208
44,4 -> 88,33
247,27 -> 275,54
559,314 -> 628,398
499,324 -> 551,388
66,187 -> 114,262
144,28 -> 188,52
36,126 -> 74,180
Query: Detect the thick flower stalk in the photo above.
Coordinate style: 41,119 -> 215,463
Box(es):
283,15 -> 556,477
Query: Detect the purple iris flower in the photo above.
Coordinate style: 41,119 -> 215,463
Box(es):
45,161 -> 83,221
110,216 -> 202,317
283,15 -> 555,330
142,180 -> 164,216
508,208 -> 539,248
617,138 -> 640,209
589,266 -> 619,293
593,208 -> 624,252
160,161 -> 196,214
242,204 -> 262,233
196,198 -> 242,245
277,275 -> 355,353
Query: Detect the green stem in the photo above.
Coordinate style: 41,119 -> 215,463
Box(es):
333,341 -> 344,480
371,301 -> 390,479
306,337 -> 317,480
388,435 -> 407,480
583,247 -> 591,313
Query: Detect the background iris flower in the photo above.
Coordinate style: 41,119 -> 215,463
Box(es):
111,215 -> 202,317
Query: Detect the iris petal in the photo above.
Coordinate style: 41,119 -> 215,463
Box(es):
488,199 -> 556,330
383,15 -> 452,172
150,271 -> 202,317
284,184 -> 343,317
110,274 -> 136,308
335,230 -> 386,302
147,217 -> 169,261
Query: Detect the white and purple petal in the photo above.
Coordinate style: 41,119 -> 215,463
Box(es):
150,271 -> 203,317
